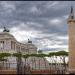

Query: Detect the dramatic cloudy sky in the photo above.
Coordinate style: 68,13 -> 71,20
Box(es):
0,1 -> 74,51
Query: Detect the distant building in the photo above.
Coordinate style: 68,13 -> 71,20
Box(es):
0,27 -> 50,70
67,6 -> 75,73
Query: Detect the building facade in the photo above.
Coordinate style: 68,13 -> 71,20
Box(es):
0,32 -> 37,54
0,28 -> 50,70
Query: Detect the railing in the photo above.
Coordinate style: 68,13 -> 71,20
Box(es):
0,62 -> 17,70
0,60 -> 68,74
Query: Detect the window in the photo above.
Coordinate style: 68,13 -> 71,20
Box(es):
0,41 -> 4,49
16,45 -> 20,51
21,47 -> 25,51
11,41 -> 15,50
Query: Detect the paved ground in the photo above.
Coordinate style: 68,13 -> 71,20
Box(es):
0,70 -> 16,74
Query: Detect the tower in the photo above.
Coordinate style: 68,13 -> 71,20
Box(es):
67,6 -> 75,73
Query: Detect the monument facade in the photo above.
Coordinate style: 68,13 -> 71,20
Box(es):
0,27 -> 50,70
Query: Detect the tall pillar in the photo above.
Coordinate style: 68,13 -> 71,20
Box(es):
67,6 -> 75,73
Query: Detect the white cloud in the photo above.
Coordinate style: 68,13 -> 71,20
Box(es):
35,37 -> 68,51
47,44 -> 67,48
11,30 -> 38,42
57,36 -> 68,40
49,18 -> 62,25
10,24 -> 42,43
0,29 -> 3,32
9,22 -> 68,51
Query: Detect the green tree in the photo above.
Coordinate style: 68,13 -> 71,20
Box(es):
48,52 -> 57,70
38,50 -> 42,70
55,51 -> 68,65
0,53 -> 11,69
22,54 -> 30,74
37,51 -> 47,70
55,51 -> 68,72
12,52 -> 22,74
38,50 -> 42,54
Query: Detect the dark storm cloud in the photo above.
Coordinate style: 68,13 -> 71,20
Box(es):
0,1 -> 69,32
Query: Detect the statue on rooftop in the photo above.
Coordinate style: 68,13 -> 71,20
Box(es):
28,39 -> 32,43
3,27 -> 9,32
